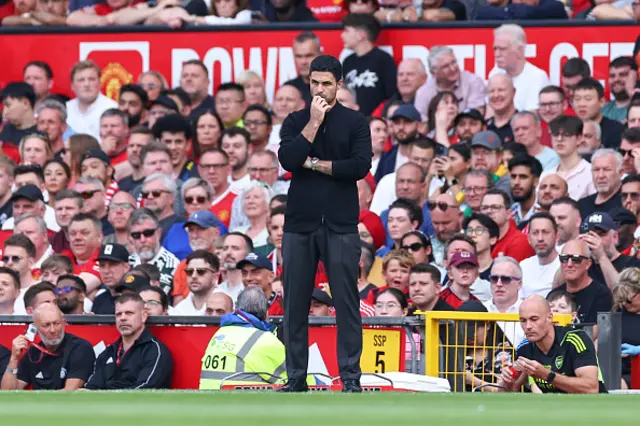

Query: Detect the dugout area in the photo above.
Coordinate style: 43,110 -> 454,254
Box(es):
0,391 -> 635,426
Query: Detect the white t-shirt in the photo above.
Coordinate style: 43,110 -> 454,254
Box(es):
520,254 -> 561,298
229,173 -> 251,194
66,94 -> 118,142
171,293 -> 206,316
489,62 -> 550,111
369,172 -> 442,215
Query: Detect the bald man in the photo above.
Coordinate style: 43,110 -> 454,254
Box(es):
538,174 -> 569,212
385,59 -> 427,115
336,87 -> 359,111
547,239 -> 612,324
498,295 -> 606,394
1,304 -> 95,390
205,292 -> 233,317
486,74 -> 517,145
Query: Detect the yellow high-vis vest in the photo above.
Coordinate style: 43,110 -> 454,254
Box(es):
199,325 -> 286,390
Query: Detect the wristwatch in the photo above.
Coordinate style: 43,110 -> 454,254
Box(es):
6,366 -> 17,375
310,157 -> 319,171
547,371 -> 556,383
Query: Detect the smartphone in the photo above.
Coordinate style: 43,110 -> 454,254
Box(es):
25,324 -> 37,342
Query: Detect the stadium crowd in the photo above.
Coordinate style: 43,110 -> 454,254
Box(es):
0,16 -> 639,392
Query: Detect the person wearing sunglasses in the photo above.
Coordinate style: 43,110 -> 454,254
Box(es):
93,243 -> 132,315
172,250 -> 220,316
547,239 -> 613,324
485,256 -> 525,347
400,230 -> 433,265
621,175 -> 640,225
429,192 -> 462,265
520,212 -> 560,299
73,176 -> 114,237
611,267 -> 640,389
55,274 -> 87,315
463,213 -> 499,282
128,208 -> 180,300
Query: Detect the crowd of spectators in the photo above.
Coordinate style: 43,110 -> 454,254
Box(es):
0,16 -> 640,391
1,0 -> 640,27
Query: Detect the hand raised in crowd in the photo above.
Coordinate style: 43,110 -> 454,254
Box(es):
433,156 -> 454,180
310,96 -> 331,126
402,6 -> 419,22
11,335 -> 29,359
434,105 -> 450,130
579,231 -> 606,261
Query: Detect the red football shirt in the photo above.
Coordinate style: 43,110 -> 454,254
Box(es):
491,221 -> 535,262
109,149 -> 128,167
439,287 -> 478,309
62,248 -> 101,279
267,292 -> 284,316
210,186 -> 237,228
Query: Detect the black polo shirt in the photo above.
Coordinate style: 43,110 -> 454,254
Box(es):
578,190 -> 622,220
516,326 -> 607,393
589,254 -> 640,285
92,289 -> 116,315
486,116 -> 515,144
85,328 -> 173,390
16,333 -> 95,390
0,123 -> 37,145
547,280 -> 612,324
0,344 -> 10,375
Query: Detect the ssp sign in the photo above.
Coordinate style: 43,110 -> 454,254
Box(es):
360,328 -> 404,373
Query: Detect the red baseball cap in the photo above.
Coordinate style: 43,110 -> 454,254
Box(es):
449,251 -> 478,268
358,210 -> 385,250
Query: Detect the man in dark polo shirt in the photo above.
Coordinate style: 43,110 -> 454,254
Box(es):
85,293 -> 173,390
408,263 -> 454,315
92,243 -> 132,315
0,304 -> 95,390
0,82 -> 38,146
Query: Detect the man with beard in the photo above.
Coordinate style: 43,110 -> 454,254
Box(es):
118,84 -> 148,127
509,154 -> 543,228
540,116 -> 595,201
220,127 -> 251,193
550,197 -> 581,250
171,211 -> 223,305
375,104 -> 422,182
172,250 -> 220,315
117,127 -> 154,193
538,174 -> 569,212
1,304 -> 95,390
511,111 -> 559,172
55,274 -> 87,315
621,175 -> 640,223
152,114 -> 198,182
85,293 -> 173,390
602,57 -> 637,123
486,74 -> 517,145
580,212 -> 640,290
51,190 -> 83,253
215,232 -> 253,304
579,149 -> 624,219
92,243 -> 131,315
180,60 -> 215,121
453,109 -> 486,142
520,213 -> 560,298
284,31 -> 321,107
619,128 -> 640,175
127,208 -> 179,297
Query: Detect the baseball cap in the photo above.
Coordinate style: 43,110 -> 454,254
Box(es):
449,251 -> 479,268
454,108 -> 484,126
312,288 -> 333,307
115,273 -> 150,293
580,212 -> 617,234
611,207 -> 637,227
471,130 -> 502,151
184,210 -> 222,229
10,184 -> 44,203
150,95 -> 179,112
97,243 -> 130,263
236,252 -> 271,270
82,148 -> 111,166
390,104 -> 421,122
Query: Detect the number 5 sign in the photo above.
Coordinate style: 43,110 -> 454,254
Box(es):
360,328 -> 405,374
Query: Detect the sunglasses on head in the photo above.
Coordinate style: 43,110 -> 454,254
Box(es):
141,190 -> 169,199
427,200 -> 457,212
185,267 -> 215,277
130,228 -> 157,240
401,243 -> 425,252
2,255 -> 22,263
489,275 -> 521,285
559,254 -> 589,264
80,190 -> 100,200
54,286 -> 81,294
185,196 -> 207,204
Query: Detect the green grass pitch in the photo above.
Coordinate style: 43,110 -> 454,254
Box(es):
0,391 -> 635,425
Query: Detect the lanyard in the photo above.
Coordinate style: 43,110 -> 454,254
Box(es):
115,341 -> 131,367
26,340 -> 60,364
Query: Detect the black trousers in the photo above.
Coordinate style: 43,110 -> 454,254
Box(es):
282,224 -> 362,382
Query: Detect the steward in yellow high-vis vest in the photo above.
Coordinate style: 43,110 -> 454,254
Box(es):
199,309 -> 286,390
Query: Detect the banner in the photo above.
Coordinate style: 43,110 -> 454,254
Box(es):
0,25 -> 636,103
0,323 -> 405,389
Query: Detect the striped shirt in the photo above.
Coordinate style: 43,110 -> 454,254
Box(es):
129,247 -> 180,295
105,179 -> 119,208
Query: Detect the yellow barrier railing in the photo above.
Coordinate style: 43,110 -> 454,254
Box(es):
420,311 -> 573,392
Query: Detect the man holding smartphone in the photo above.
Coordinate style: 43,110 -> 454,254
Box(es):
278,55 -> 372,393
1,304 -> 95,390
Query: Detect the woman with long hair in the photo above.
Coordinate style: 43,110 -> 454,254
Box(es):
43,158 -> 72,206
19,133 -> 53,167
427,91 -> 459,148
237,70 -> 269,109
192,109 -> 224,160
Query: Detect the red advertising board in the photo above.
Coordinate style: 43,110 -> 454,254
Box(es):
0,25 -> 637,103
0,323 -> 405,389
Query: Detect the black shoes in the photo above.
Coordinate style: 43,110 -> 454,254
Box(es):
342,380 -> 362,393
277,379 -> 308,393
